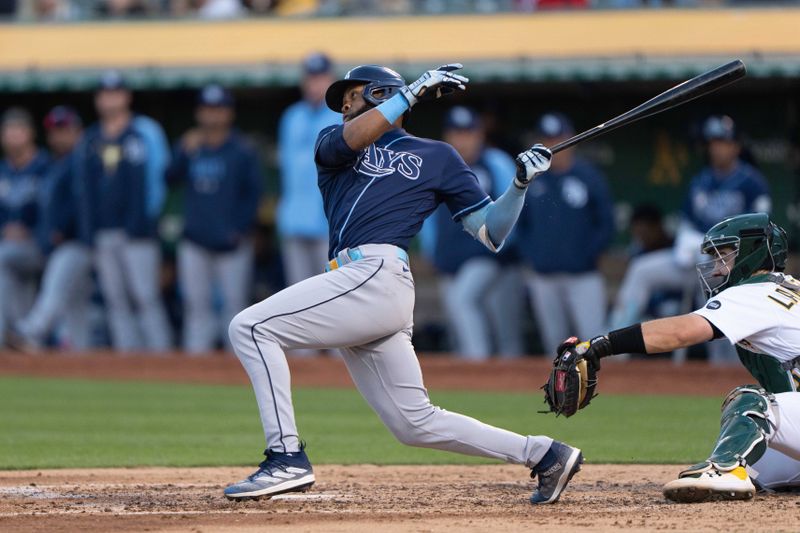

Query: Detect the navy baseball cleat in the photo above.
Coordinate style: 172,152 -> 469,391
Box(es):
529,441 -> 583,505
224,447 -> 315,501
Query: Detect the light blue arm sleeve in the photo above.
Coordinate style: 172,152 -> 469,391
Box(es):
134,116 -> 169,218
461,182 -> 526,252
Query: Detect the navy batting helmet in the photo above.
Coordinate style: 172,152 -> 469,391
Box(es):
325,65 -> 406,112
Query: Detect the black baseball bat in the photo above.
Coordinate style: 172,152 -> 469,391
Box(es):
550,60 -> 747,154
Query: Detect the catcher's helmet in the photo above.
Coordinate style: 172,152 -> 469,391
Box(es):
697,213 -> 788,297
325,65 -> 406,113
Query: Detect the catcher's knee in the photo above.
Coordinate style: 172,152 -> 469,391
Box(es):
708,386 -> 776,469
721,386 -> 774,426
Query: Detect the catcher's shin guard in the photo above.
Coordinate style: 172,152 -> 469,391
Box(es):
683,386 -> 775,476
663,386 -> 773,503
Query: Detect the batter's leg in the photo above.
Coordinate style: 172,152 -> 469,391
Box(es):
527,272 -> 570,353
215,240 -> 253,351
95,230 -> 140,351
228,257 -> 412,453
340,329 -> 552,466
178,240 -> 216,353
124,238 -> 172,351
440,257 -> 497,359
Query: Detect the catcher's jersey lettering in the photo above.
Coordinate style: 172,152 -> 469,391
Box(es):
768,286 -> 800,310
694,274 -> 800,364
315,125 -> 489,259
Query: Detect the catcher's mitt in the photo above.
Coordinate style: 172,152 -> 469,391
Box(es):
541,337 -> 600,417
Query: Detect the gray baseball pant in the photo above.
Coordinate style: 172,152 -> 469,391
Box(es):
749,391 -> 800,489
0,239 -> 42,344
17,242 -> 92,350
440,258 -> 524,360
527,270 -> 607,354
95,229 -> 172,352
229,244 -> 552,466
178,239 -> 253,353
281,236 -> 329,287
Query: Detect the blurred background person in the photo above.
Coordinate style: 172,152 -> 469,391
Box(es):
13,106 -> 92,352
96,0 -> 154,17
0,108 -> 49,348
74,70 -> 172,352
420,106 -> 524,360
608,115 -> 770,364
518,112 -> 615,354
276,52 -> 339,287
611,204 -> 683,331
626,203 -> 672,257
168,85 -> 263,354
31,0 -> 80,20
170,0 -> 245,19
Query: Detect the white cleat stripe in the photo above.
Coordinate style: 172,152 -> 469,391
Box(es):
226,474 -> 316,499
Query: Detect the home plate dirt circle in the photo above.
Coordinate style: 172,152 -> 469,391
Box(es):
1,464 -> 797,532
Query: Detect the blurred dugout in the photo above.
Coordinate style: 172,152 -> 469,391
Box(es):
420,106 -> 525,360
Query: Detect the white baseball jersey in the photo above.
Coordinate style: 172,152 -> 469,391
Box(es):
694,274 -> 800,363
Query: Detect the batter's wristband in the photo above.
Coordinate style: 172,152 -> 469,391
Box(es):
608,323 -> 647,355
376,93 -> 410,124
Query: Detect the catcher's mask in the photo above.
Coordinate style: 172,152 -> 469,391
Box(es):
697,213 -> 787,297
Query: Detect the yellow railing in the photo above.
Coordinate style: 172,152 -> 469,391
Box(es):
0,9 -> 797,71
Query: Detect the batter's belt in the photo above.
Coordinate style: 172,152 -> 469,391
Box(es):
326,244 -> 409,272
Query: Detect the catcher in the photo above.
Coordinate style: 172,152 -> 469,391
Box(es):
543,212 -> 800,502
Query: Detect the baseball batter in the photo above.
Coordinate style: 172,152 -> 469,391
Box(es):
564,212 -> 800,502
225,64 -> 582,505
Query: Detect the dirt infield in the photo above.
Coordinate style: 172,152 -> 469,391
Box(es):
2,353 -> 791,532
0,351 -> 753,395
1,465 -> 797,533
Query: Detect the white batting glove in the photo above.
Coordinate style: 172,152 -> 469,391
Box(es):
399,64 -> 469,108
514,144 -> 552,189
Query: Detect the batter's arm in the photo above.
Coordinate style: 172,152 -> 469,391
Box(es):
461,144 -> 552,251
343,64 -> 469,151
341,100 -> 405,151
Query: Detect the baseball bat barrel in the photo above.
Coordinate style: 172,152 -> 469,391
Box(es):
549,59 -> 747,154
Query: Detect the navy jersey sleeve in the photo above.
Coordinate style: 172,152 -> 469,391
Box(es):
314,125 -> 360,171
437,144 -> 490,221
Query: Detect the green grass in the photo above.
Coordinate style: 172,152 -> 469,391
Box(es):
0,376 -> 722,469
